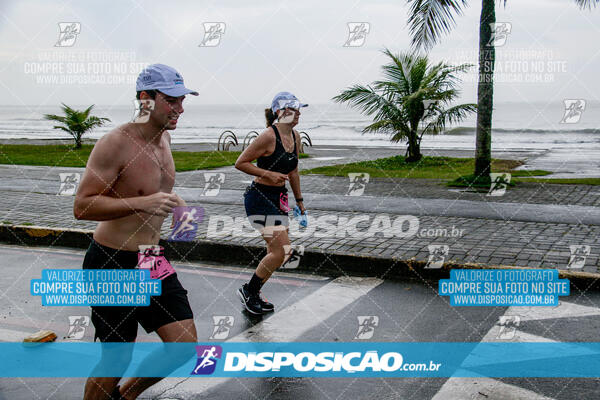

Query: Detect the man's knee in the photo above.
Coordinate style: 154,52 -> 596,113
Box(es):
84,377 -> 120,400
157,319 -> 197,343
96,343 -> 134,376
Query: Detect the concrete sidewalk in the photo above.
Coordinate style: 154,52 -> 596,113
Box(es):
0,160 -> 598,281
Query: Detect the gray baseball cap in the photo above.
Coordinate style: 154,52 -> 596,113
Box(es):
136,64 -> 199,97
271,91 -> 308,113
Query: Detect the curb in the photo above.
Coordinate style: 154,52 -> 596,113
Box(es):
1,224 -> 599,290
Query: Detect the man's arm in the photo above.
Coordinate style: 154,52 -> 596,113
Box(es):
73,132 -> 177,221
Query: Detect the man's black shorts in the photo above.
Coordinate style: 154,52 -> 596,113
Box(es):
82,240 -> 193,342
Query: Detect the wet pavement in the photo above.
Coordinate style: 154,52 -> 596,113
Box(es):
1,244 -> 600,399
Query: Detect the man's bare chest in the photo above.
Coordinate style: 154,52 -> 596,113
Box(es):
114,149 -> 175,197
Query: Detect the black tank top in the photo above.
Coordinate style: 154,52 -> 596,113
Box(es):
257,125 -> 298,175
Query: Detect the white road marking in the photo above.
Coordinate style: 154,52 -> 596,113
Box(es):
0,327 -> 32,342
433,300 -> 600,400
507,301 -> 600,322
141,276 -> 383,399
432,377 -> 555,400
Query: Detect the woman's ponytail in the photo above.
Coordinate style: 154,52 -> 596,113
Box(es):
265,108 -> 277,127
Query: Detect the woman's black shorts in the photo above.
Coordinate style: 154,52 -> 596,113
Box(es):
82,240 -> 194,342
244,182 -> 289,230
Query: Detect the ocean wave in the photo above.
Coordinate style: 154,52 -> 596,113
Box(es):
446,126 -> 600,135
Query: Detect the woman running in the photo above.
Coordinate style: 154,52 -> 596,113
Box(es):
234,92 -> 307,314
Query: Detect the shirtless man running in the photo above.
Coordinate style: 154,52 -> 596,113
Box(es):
74,64 -> 198,400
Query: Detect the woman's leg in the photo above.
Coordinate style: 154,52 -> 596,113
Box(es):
256,227 -> 290,283
239,226 -> 290,314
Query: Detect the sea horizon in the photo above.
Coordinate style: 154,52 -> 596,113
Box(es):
0,101 -> 598,151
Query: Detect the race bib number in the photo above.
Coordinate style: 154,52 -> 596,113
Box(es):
137,245 -> 175,280
279,192 -> 289,212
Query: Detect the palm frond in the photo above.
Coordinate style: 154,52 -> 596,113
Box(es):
333,84 -> 402,119
44,103 -> 110,144
333,47 -> 475,159
52,126 -> 73,134
421,103 -> 477,136
43,114 -> 67,123
407,0 -> 469,50
574,0 -> 600,9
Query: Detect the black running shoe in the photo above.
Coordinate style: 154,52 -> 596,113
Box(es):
238,284 -> 263,315
258,291 -> 274,312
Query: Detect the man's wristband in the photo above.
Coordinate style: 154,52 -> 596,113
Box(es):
296,198 -> 303,202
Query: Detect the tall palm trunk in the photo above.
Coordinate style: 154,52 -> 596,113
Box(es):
407,132 -> 422,162
407,117 -> 422,162
75,133 -> 82,149
474,0 -> 495,179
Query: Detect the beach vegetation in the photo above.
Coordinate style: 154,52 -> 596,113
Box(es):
333,49 -> 475,162
43,104 -> 110,149
406,0 -> 599,181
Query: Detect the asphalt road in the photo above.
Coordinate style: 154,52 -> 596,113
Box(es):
1,244 -> 599,399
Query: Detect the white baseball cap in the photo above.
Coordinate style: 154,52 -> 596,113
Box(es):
136,64 -> 199,97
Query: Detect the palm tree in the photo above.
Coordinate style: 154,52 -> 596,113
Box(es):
333,48 -> 476,162
407,0 -> 599,181
44,104 -> 110,149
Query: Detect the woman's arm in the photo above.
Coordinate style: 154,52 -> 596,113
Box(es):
234,128 -> 288,186
288,130 -> 305,213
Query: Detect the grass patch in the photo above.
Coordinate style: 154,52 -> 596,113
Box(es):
302,155 -> 545,180
0,144 -> 95,168
0,144 -> 308,172
510,170 -> 553,177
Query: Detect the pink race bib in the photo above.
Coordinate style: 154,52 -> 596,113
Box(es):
137,246 -> 175,280
279,192 -> 289,212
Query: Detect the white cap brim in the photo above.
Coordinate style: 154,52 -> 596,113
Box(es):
158,86 -> 199,97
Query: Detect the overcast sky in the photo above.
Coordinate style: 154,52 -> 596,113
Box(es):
1,0 -> 600,107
